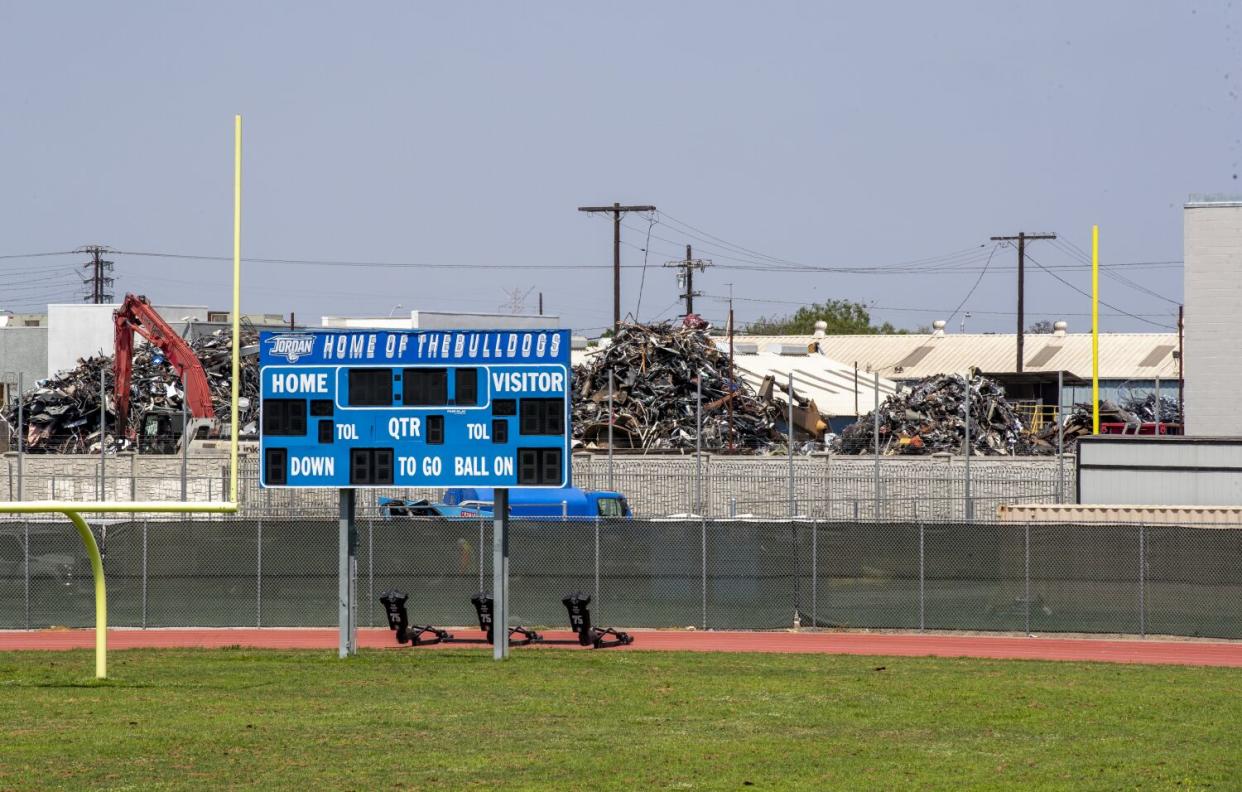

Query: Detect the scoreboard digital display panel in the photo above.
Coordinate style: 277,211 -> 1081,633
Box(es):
259,329 -> 571,489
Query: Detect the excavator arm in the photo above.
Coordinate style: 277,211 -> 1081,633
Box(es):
113,294 -> 216,440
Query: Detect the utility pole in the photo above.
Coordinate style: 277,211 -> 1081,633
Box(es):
989,232 -> 1056,372
663,244 -> 711,317
77,245 -> 115,304
578,202 -> 656,332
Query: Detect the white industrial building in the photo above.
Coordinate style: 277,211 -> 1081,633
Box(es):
45,304 -> 211,376
775,322 -> 1178,405
0,303 -> 288,394
1183,196 -> 1242,435
321,310 -> 560,331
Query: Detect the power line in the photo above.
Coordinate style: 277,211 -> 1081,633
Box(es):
115,249 -> 618,270
656,210 -> 1004,274
989,232 -> 1056,372
621,218 -> 997,273
946,243 -> 1000,327
0,266 -> 81,280
701,293 -> 1172,319
622,228 -> 1178,274
624,234 -> 995,273
654,210 -> 806,267
663,244 -> 711,316
577,202 -> 658,332
130,271 -> 534,305
867,244 -> 1001,374
106,244 -> 1180,276
0,250 -> 78,260
1105,269 -> 1183,305
1050,238 -> 1182,306
1026,246 -> 1180,328
1024,251 -> 1176,329
647,299 -> 684,323
634,213 -> 658,318
0,279 -> 84,294
0,269 -> 82,284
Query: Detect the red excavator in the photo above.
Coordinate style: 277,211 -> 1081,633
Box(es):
113,294 -> 217,452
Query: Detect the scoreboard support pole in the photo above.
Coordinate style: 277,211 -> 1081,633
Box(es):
339,488 -> 358,658
492,488 -> 510,660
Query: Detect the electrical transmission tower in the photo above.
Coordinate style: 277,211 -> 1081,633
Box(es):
77,245 -> 115,304
499,286 -> 535,314
663,244 -> 711,316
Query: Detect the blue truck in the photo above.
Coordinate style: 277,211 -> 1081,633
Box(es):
444,487 -> 631,519
379,487 -> 631,519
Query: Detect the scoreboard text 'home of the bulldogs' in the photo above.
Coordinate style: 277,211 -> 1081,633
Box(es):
258,329 -> 571,489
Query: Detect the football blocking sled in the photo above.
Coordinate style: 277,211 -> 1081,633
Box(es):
376,589 -> 633,650
379,590 -> 453,646
562,592 -> 633,649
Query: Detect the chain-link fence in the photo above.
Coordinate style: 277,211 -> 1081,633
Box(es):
1,517 -> 1237,639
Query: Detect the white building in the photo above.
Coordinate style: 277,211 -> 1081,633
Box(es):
46,303 -> 208,377
1184,195 -> 1242,435
321,310 -> 561,331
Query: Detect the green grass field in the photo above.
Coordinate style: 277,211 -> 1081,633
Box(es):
1,649 -> 1239,790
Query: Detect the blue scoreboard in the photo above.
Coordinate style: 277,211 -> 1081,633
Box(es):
258,329 -> 571,489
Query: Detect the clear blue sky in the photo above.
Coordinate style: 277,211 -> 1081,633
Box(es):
1,2 -> 1237,334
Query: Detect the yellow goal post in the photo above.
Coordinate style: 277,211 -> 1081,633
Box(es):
0,115 -> 246,678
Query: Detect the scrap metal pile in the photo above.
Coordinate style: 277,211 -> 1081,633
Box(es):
571,321 -> 786,453
1,329 -> 258,453
1043,394 -> 1183,449
1122,393 -> 1182,425
836,373 -> 1036,456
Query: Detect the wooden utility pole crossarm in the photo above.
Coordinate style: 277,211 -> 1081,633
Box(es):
990,232 -> 1056,372
663,244 -> 711,317
578,203 -> 657,331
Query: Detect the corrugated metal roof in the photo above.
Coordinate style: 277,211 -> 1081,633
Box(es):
727,352 -> 899,418
731,332 -> 1179,381
571,344 -> 898,417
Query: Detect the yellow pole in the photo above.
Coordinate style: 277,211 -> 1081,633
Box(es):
1092,224 -> 1100,434
231,114 -> 241,503
0,115 -> 247,681
64,511 -> 106,679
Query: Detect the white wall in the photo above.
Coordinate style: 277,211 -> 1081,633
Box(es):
1184,200 -> 1242,435
410,311 -> 560,330
47,304 -> 115,376
47,302 -> 208,377
1079,437 -> 1242,505
321,311 -> 563,330
320,316 -> 414,329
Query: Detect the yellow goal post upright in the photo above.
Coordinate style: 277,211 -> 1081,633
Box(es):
0,115 -> 246,679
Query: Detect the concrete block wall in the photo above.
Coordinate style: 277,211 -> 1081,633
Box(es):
2,452 -> 1072,522
1184,201 -> 1242,435
2,453 -> 229,503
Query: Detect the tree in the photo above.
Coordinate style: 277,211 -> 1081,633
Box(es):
1028,320 -> 1054,334
746,299 -> 912,335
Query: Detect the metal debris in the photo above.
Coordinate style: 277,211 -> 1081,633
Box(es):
2,328 -> 258,453
571,321 -> 787,453
835,372 -> 1035,456
1122,393 -> 1182,426
1043,395 -> 1184,450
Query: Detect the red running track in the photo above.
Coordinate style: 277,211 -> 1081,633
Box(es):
2,628 -> 1240,667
